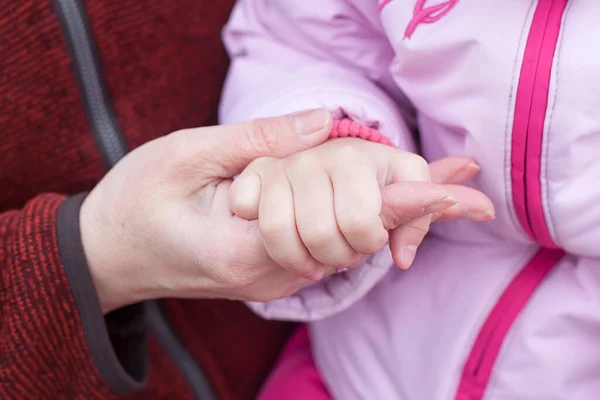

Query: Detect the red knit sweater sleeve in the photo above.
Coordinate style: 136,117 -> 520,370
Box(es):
0,194 -> 147,399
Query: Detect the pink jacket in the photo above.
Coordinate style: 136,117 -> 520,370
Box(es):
219,1 -> 600,398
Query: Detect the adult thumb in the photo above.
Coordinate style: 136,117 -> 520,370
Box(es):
192,108 -> 332,178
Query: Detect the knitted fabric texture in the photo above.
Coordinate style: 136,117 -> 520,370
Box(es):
330,119 -> 393,146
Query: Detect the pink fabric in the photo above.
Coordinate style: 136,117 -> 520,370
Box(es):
258,326 -> 331,400
454,248 -> 565,400
378,0 -> 393,12
404,0 -> 460,39
510,0 -> 567,248
220,1 -> 600,398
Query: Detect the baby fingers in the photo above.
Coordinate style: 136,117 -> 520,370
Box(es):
379,181 -> 457,269
389,215 -> 432,269
238,158 -> 325,280
388,184 -> 495,269
329,164 -> 389,256
229,168 -> 262,220
286,155 -> 359,270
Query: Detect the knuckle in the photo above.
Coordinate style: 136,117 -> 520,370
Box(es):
359,232 -> 389,255
301,225 -> 337,250
330,253 -> 360,270
338,212 -> 373,236
277,253 -> 311,273
248,156 -> 276,170
406,153 -> 430,178
287,150 -> 319,170
229,181 -> 251,208
165,130 -> 196,165
228,192 -> 252,216
245,119 -> 282,155
161,130 -> 212,178
333,143 -> 362,162
259,217 -> 288,239
407,152 -> 427,166
337,212 -> 388,255
404,223 -> 431,243
287,260 -> 317,278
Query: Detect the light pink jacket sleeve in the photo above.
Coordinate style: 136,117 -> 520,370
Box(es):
220,0 -> 415,321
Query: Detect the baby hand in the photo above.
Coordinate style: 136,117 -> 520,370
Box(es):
230,138 -> 493,278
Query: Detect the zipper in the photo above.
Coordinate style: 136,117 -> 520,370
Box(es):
510,0 -> 567,248
454,248 -> 564,400
53,1 -> 216,399
53,0 -> 127,168
455,1 -> 568,398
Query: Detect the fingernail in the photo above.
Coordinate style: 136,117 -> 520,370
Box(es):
401,246 -> 418,269
424,196 -> 458,214
292,108 -> 330,136
466,208 -> 496,220
307,266 -> 326,281
453,162 -> 481,182
467,162 -> 481,171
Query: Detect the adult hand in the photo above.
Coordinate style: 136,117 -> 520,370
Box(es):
81,108 -> 493,314
80,109 -> 335,313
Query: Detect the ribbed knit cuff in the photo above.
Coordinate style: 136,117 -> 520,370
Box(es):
329,118 -> 393,146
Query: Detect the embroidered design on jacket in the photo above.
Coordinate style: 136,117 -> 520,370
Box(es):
379,0 -> 460,39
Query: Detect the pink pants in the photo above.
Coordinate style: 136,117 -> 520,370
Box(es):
258,325 -> 332,400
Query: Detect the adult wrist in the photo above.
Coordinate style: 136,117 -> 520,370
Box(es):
57,194 -> 149,393
79,191 -> 138,313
